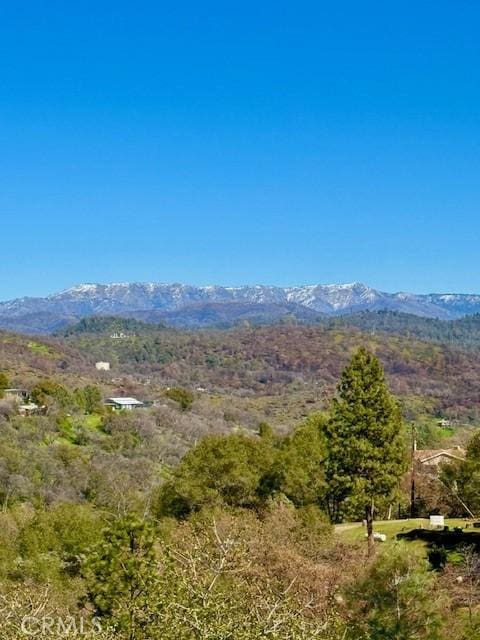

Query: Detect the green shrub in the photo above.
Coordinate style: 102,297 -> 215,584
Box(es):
165,387 -> 194,411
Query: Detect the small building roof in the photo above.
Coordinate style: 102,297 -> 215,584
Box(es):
414,447 -> 466,463
105,397 -> 143,406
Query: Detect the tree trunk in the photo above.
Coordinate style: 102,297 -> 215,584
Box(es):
365,501 -> 374,557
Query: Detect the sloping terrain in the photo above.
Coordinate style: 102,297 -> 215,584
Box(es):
4,316 -> 480,424
0,331 -> 91,387
61,321 -> 480,420
328,310 -> 480,350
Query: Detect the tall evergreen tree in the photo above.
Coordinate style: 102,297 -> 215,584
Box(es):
325,347 -> 406,555
82,517 -> 158,640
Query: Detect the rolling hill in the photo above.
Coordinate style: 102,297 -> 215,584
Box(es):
60,320 -> 480,421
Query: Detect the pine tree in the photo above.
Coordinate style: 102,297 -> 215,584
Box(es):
82,516 -> 158,639
325,347 -> 406,555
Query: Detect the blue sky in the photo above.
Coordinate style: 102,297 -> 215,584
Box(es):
1,1 -> 479,299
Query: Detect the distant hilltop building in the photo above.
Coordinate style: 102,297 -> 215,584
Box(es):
95,361 -> 110,371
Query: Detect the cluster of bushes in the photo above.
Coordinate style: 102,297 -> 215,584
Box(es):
30,380 -> 103,413
164,386 -> 195,410
156,415 -> 327,518
0,499 -> 476,640
0,373 -> 104,416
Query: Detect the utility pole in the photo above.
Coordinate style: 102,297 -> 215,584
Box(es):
410,423 -> 417,519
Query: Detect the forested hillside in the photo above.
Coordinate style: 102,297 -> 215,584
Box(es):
328,310 -> 480,350
59,321 -> 480,421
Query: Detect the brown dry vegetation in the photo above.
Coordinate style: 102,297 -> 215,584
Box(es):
61,324 -> 480,420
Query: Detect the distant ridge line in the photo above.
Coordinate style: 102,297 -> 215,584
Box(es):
2,281 -> 480,334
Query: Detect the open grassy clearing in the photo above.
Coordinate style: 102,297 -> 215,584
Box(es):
335,518 -> 474,543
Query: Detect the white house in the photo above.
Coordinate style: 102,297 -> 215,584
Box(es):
104,397 -> 144,411
18,402 -> 40,416
95,362 -> 111,371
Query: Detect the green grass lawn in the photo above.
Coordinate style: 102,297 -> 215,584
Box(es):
27,340 -> 55,356
52,413 -> 104,446
84,413 -> 103,429
335,518 -> 474,543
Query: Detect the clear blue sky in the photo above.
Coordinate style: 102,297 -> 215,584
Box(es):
1,1 -> 479,299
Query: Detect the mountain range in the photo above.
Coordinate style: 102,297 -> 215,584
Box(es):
2,281 -> 480,334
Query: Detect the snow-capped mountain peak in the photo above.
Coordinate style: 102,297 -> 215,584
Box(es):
2,281 -> 480,333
